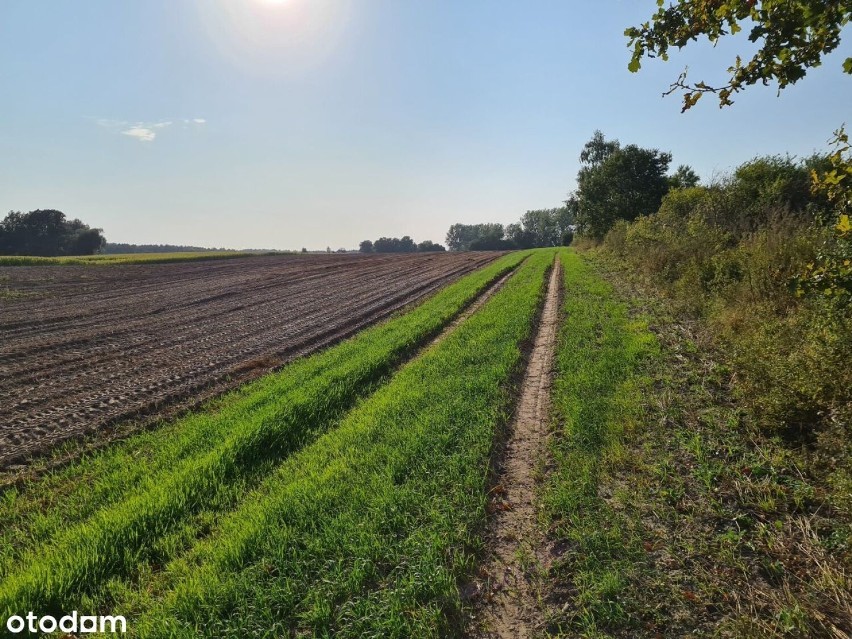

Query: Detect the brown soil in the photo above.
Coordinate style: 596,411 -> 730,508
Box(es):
0,252 -> 500,467
469,258 -> 562,638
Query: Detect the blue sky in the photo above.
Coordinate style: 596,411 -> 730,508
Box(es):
1,1 -> 850,250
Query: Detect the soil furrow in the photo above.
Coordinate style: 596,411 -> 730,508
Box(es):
0,253 -> 500,467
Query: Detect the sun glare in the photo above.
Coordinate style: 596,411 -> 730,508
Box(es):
194,0 -> 353,77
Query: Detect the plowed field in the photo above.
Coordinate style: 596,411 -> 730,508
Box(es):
0,252 -> 498,466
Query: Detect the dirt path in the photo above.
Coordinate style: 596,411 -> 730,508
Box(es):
470,257 -> 562,639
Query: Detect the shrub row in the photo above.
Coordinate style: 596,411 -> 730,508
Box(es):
600,157 -> 851,515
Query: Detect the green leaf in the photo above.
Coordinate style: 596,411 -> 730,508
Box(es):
843,57 -> 852,74
628,58 -> 641,73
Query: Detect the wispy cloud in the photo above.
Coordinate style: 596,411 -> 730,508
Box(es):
94,117 -> 205,143
121,126 -> 158,142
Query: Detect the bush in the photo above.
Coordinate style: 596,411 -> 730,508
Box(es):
600,153 -> 851,499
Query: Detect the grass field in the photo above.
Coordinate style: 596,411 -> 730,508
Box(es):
0,251 -> 285,266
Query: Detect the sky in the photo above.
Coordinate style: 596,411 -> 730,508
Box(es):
1,1 -> 850,250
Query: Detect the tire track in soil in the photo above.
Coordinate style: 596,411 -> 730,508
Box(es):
468,256 -> 562,639
427,268 -> 519,349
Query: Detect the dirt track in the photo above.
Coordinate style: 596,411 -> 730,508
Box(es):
472,257 -> 561,638
0,252 -> 498,466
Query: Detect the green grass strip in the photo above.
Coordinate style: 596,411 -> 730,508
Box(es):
0,251 -> 528,619
542,250 -> 658,637
125,248 -> 559,638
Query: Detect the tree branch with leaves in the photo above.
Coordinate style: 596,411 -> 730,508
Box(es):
626,0 -> 852,112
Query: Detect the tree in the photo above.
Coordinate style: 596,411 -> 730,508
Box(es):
469,237 -> 516,251
372,236 -> 417,253
732,155 -> 813,211
579,129 -> 620,165
373,237 -> 397,253
626,1 -> 852,111
68,228 -> 106,255
445,223 -> 504,251
505,222 -> 535,249
517,208 -> 574,247
0,209 -> 105,256
446,208 -> 575,251
359,240 -> 374,253
417,240 -> 446,252
398,236 -> 417,253
563,194 -> 580,228
519,209 -> 559,247
553,206 -> 576,238
1,209 -> 66,256
669,164 -> 701,190
572,132 -> 672,239
796,127 -> 852,298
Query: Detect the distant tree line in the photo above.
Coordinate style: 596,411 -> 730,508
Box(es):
359,236 -> 446,253
103,243 -> 240,254
445,208 -> 575,251
0,210 -> 106,256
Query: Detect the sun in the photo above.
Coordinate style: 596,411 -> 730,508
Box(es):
195,0 -> 352,77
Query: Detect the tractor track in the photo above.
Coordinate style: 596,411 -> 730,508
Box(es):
469,257 -> 562,639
